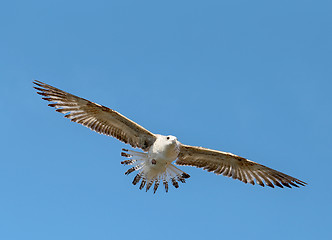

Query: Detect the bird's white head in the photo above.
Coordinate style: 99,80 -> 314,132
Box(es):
150,134 -> 180,160
165,135 -> 177,144
164,135 -> 180,151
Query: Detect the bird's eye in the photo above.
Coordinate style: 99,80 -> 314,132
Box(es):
166,137 -> 170,140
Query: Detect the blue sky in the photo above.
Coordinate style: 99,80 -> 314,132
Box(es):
1,0 -> 331,239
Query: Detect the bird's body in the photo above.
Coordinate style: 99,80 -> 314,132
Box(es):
34,80 -> 306,193
121,134 -> 187,192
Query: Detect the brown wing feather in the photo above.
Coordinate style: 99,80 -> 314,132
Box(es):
176,144 -> 306,188
33,80 -> 156,151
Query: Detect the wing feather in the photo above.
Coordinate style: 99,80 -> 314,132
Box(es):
176,144 -> 306,188
34,80 -> 156,151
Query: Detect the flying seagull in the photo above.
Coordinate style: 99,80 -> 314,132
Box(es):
33,80 -> 306,193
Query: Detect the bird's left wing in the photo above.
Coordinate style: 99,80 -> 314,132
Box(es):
176,144 -> 306,188
33,80 -> 156,151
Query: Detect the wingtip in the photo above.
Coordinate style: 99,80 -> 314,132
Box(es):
297,180 -> 308,186
33,80 -> 44,86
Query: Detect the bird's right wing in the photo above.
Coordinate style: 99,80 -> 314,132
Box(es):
176,144 -> 306,188
34,80 -> 156,151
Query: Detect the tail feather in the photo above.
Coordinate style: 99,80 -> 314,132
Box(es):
121,149 -> 190,193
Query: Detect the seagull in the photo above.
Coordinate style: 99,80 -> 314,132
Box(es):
33,80 -> 306,193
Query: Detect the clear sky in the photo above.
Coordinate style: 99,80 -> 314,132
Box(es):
1,1 -> 331,239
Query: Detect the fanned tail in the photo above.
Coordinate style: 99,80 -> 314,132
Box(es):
121,149 -> 190,193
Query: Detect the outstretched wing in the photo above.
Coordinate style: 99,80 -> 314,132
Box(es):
34,80 -> 156,151
176,144 -> 306,188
